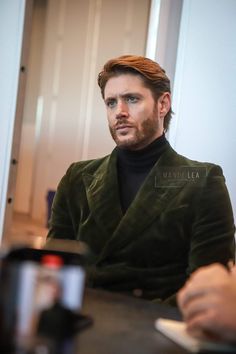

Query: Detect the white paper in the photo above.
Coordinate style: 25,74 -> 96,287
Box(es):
155,318 -> 236,353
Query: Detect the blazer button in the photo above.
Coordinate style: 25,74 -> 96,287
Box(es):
133,288 -> 143,297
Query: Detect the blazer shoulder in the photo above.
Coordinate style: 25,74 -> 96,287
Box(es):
167,148 -> 223,176
163,147 -> 223,177
64,154 -> 111,182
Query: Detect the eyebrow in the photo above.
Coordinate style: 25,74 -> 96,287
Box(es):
105,92 -> 143,101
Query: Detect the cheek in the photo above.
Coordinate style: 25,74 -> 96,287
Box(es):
130,107 -> 149,124
106,111 -> 113,125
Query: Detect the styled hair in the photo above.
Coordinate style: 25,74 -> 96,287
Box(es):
98,55 -> 173,131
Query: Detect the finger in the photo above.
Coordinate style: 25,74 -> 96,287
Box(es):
178,282 -> 206,310
181,296 -> 211,322
186,309 -> 221,341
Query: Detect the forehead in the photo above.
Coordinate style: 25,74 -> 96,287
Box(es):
104,73 -> 150,98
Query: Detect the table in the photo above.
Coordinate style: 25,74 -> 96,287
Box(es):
76,288 -> 188,354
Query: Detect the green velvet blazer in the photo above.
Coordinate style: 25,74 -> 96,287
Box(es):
48,145 -> 235,302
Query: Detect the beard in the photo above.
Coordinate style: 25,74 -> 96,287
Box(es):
109,111 -> 161,150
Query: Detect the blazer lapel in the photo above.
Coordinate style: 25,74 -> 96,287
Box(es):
96,147 -> 188,263
82,150 -> 123,240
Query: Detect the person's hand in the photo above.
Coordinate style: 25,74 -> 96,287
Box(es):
177,263 -> 236,343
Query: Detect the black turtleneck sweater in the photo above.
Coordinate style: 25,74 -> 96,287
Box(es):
117,134 -> 169,213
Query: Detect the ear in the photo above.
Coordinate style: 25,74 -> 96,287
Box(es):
159,92 -> 171,119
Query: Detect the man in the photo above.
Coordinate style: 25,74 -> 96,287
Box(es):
47,55 -> 235,304
177,263 -> 236,343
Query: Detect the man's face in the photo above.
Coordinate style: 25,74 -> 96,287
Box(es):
104,73 -> 168,150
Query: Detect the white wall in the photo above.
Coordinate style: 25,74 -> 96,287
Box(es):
169,0 -> 236,220
0,1 -> 27,242
154,0 -> 183,86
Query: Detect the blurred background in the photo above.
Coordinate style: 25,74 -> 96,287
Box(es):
0,0 -> 236,246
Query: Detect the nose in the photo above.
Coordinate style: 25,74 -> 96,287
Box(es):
115,100 -> 128,119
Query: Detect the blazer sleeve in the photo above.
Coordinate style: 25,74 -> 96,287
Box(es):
188,164 -> 235,273
47,164 -> 76,240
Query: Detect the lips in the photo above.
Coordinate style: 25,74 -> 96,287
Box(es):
116,124 -> 133,130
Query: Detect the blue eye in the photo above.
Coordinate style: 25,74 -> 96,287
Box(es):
126,96 -> 138,103
106,99 -> 116,108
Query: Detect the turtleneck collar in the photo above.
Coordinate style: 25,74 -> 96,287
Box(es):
116,134 -> 169,172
